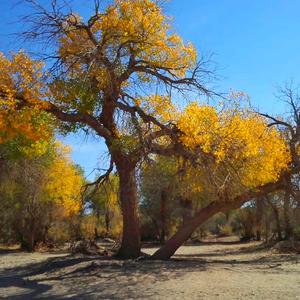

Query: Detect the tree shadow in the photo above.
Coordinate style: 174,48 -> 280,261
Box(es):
1,241 -> 298,299
174,241 -> 268,258
174,243 -> 299,268
0,255 -> 102,299
0,254 -> 208,299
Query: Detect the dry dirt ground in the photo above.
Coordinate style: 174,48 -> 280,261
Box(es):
0,240 -> 299,299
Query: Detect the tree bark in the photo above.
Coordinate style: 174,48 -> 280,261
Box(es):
255,198 -> 263,241
115,160 -> 141,259
180,197 -> 193,225
151,200 -> 240,260
266,196 -> 282,241
105,210 -> 110,237
159,189 -> 168,243
151,180 -> 285,260
283,191 -> 293,240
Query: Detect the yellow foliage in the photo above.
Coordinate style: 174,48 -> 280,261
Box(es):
81,215 -> 98,240
58,0 -> 196,89
0,52 -> 51,144
136,94 -> 178,122
177,102 -> 290,188
45,143 -> 83,216
20,139 -> 52,158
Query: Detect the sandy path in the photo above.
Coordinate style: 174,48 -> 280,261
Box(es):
0,242 -> 299,299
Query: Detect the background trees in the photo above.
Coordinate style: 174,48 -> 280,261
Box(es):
0,139 -> 84,251
87,174 -> 122,239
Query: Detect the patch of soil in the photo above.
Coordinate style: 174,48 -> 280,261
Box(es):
0,241 -> 299,299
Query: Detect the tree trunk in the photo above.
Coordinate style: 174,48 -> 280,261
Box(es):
283,191 -> 293,240
180,197 -> 193,225
255,199 -> 263,241
266,196 -> 282,241
159,189 -> 168,243
151,179 -> 286,260
21,219 -> 36,252
105,210 -> 110,237
151,200 -> 240,260
115,161 -> 141,259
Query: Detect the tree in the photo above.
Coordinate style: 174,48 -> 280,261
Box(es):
0,138 -> 83,251
1,1 -> 294,260
151,102 -> 291,259
259,83 -> 300,240
0,0 -> 212,258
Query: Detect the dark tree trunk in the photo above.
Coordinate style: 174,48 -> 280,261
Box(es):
180,197 -> 193,225
151,200 -> 241,260
115,160 -> 141,259
21,219 -> 36,252
255,199 -> 263,241
274,207 -> 283,241
266,196 -> 282,241
283,191 -> 293,240
105,210 -> 110,237
264,215 -> 270,242
94,227 -> 99,240
159,189 -> 168,243
151,179 -> 284,260
94,209 -> 100,239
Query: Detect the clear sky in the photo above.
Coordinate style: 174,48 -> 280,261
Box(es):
1,0 -> 300,178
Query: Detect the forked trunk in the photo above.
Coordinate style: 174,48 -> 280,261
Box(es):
115,161 -> 141,259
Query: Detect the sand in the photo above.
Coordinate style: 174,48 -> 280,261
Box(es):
0,240 -> 299,299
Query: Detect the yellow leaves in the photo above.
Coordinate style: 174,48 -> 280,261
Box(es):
177,102 -> 290,189
0,52 -> 45,106
0,52 -> 51,144
58,0 -> 196,83
137,94 -> 178,123
45,143 -> 83,217
19,139 -> 50,158
178,102 -> 219,152
0,108 -> 52,145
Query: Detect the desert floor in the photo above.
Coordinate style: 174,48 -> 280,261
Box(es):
0,240 -> 299,299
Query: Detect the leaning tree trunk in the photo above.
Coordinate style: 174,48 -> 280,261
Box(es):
151,200 -> 241,260
151,179 -> 286,260
115,159 -> 141,259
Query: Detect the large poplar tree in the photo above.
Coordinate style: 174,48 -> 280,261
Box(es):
0,0 -> 212,258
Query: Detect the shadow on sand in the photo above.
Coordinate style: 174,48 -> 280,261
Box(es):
0,241 -> 298,299
0,253 -> 207,299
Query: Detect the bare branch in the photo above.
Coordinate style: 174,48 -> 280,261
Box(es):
82,157 -> 114,197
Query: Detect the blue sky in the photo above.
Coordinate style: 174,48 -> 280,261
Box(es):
1,0 -> 300,178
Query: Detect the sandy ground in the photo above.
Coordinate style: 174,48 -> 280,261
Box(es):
0,240 -> 299,299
